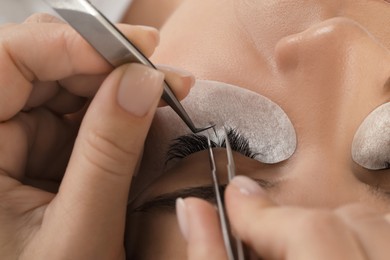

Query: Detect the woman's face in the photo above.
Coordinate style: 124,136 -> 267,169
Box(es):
126,0 -> 390,258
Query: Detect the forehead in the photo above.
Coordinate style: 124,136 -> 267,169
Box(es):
156,0 -> 390,61
152,0 -> 390,97
233,0 -> 390,46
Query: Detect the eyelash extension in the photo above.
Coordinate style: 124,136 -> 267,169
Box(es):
165,128 -> 259,164
224,128 -> 260,158
385,162 -> 390,169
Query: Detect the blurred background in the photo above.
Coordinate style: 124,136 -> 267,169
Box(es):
0,1 -> 53,23
0,0 -> 130,24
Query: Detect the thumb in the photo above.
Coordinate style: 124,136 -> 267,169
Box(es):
225,176 -> 365,260
46,64 -> 164,258
176,198 -> 228,260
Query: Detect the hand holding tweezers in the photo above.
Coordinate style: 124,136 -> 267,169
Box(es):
44,0 -> 212,133
207,127 -> 246,260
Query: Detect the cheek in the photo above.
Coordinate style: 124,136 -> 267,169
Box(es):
126,213 -> 186,260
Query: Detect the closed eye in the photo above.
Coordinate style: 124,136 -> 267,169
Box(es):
165,127 -> 260,165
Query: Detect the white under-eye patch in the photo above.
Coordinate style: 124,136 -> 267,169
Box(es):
141,80 -> 297,177
352,102 -> 390,170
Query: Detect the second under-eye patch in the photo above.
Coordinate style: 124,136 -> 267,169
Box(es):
352,102 -> 390,170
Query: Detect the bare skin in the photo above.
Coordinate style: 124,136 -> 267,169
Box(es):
126,0 -> 390,259
0,13 -> 193,260
121,0 -> 184,29
0,0 -> 389,258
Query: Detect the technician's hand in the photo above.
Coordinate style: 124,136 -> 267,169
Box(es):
0,14 -> 193,259
180,176 -> 390,260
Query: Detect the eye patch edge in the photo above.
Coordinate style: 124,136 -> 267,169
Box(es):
352,102 -> 390,170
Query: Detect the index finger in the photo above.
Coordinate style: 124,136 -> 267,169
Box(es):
0,22 -> 159,121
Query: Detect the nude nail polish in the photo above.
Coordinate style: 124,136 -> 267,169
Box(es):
231,176 -> 265,196
117,64 -> 164,117
176,198 -> 189,241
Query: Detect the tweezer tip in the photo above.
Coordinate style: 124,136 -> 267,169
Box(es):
192,123 -> 216,134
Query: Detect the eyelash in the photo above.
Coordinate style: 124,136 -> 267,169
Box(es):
385,162 -> 390,169
165,128 -> 259,164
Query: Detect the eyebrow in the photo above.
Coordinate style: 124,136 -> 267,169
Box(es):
130,178 -> 276,214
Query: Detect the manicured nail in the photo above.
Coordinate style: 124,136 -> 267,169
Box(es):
176,198 -> 189,241
117,64 -> 164,117
136,25 -> 160,46
231,176 -> 265,196
157,64 -> 196,88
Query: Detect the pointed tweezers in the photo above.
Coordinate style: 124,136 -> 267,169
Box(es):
44,0 -> 213,133
206,127 -> 245,260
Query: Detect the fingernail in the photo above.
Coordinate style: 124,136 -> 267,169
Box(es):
137,25 -> 160,45
176,198 -> 189,241
385,214 -> 390,223
231,176 -> 265,196
157,64 -> 196,88
117,64 -> 164,117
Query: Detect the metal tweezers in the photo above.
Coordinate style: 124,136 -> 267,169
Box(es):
207,127 -> 246,260
44,0 -> 213,133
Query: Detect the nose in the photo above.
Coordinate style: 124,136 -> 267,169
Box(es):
234,0 -> 344,59
269,18 -> 390,207
275,17 -> 390,147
